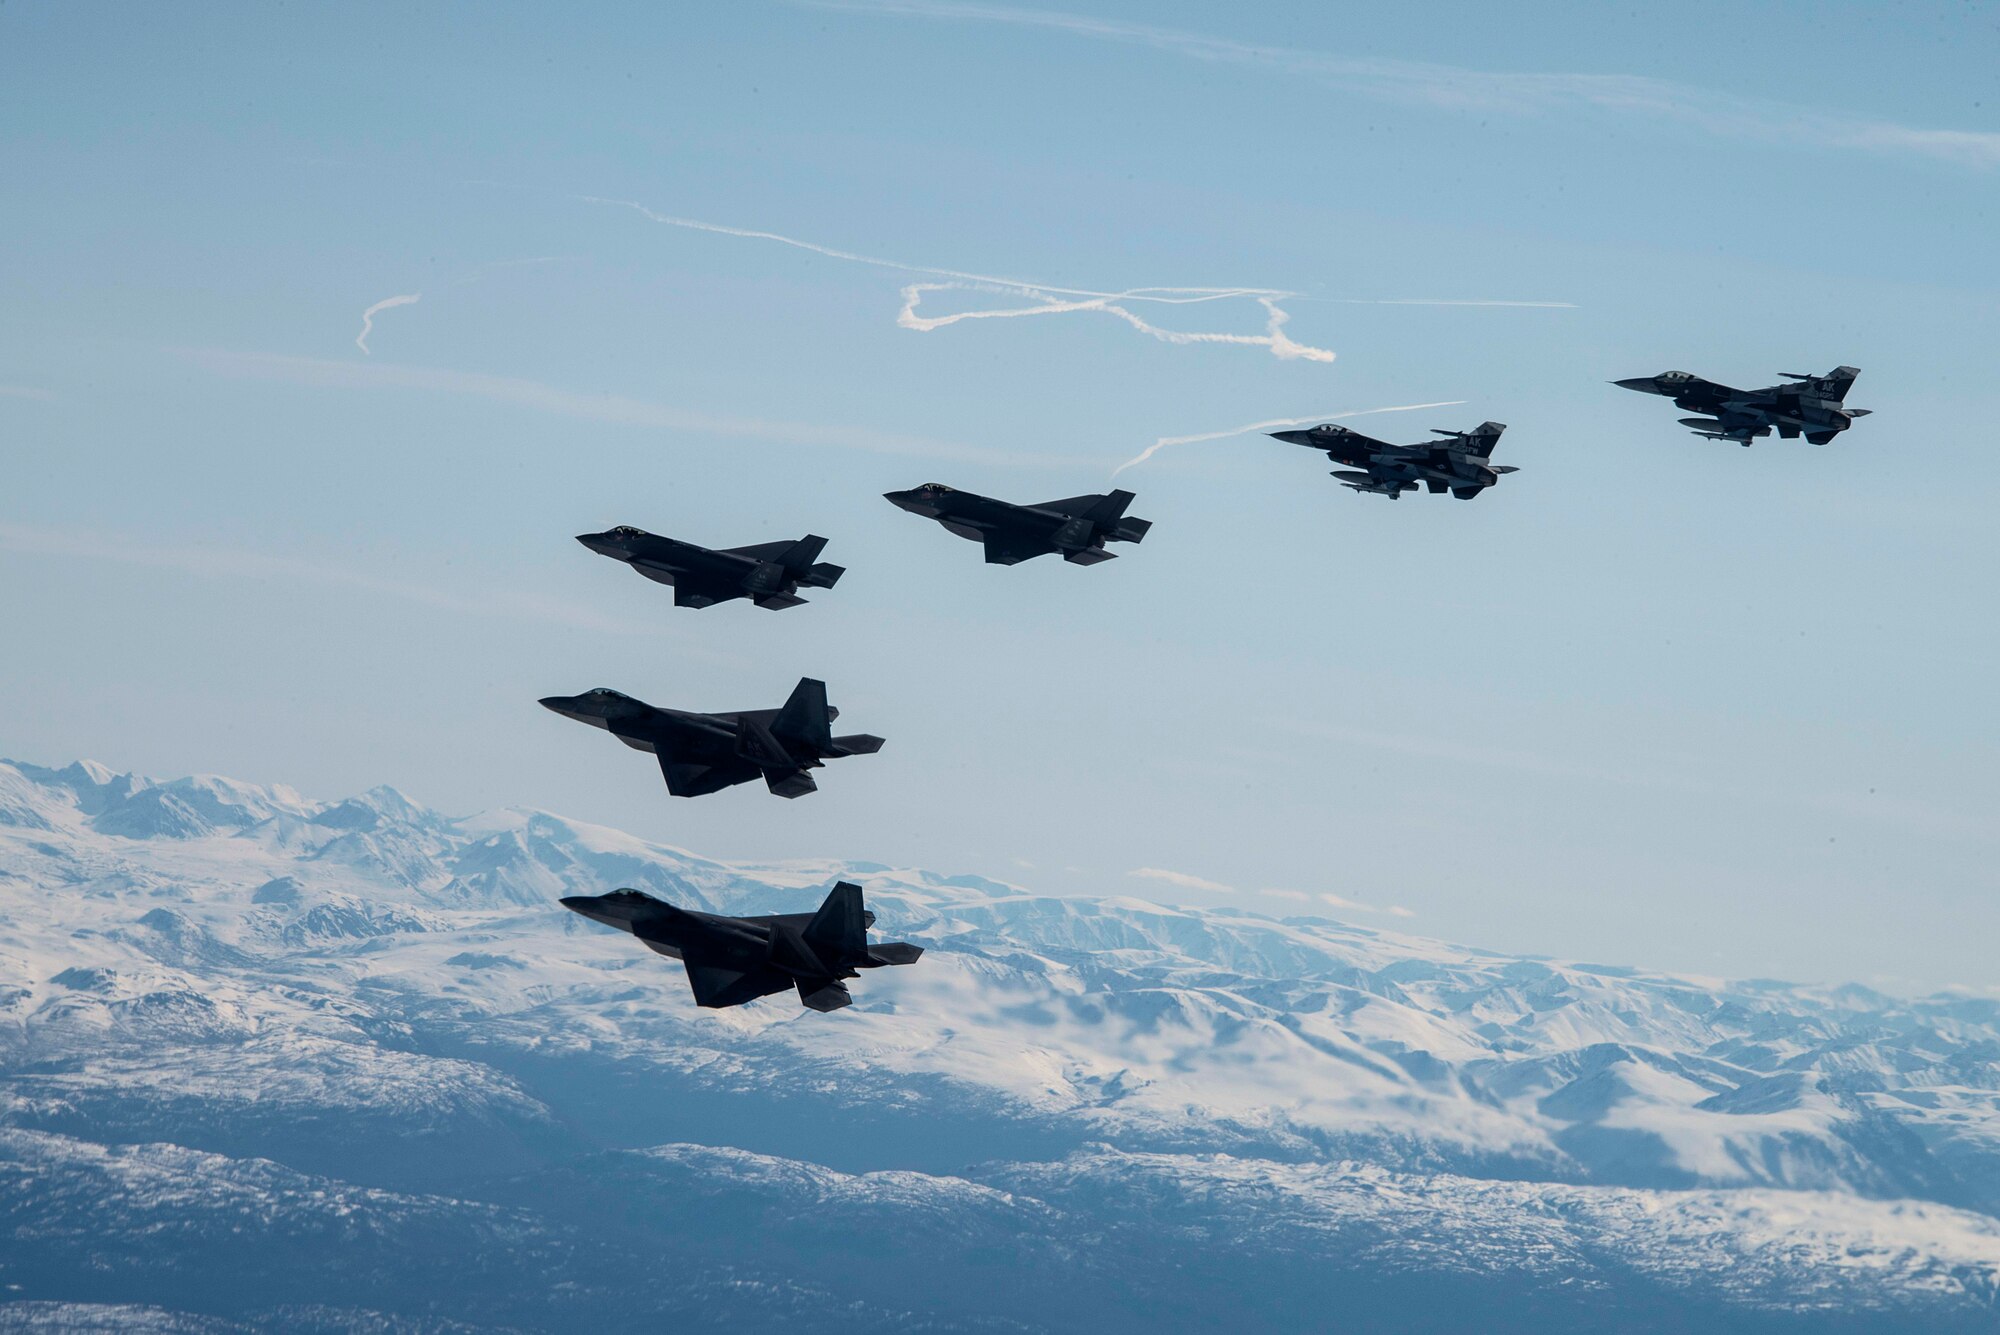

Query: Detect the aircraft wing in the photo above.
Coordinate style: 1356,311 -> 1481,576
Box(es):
628,559 -> 685,588
982,532 -> 1053,565
718,540 -> 797,561
672,582 -> 733,608
657,752 -> 760,797
679,952 -> 795,1008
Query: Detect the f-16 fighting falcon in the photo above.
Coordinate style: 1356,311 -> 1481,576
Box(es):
538,678 -> 883,799
884,483 -> 1152,565
577,525 -> 843,610
1613,365 -> 1870,446
1267,420 -> 1515,499
562,881 -> 922,1012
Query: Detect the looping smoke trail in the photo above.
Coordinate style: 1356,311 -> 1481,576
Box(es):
1111,400 -> 1467,476
586,196 -> 1336,362
355,293 -> 421,355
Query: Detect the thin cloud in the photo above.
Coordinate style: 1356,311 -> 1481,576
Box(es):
0,520 -> 646,637
1286,717 -> 1994,844
1129,866 -> 1233,894
1319,892 -> 1416,919
355,293 -> 421,355
179,347 -> 1069,467
1113,400 -> 1465,476
815,1 -> 2000,169
1260,888 -> 1311,903
586,195 -> 1335,362
0,385 -> 55,402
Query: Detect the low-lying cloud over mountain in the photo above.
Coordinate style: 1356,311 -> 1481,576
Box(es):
2,758 -> 1998,1332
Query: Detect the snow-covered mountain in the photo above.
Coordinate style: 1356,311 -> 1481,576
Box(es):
2,757 -> 1997,1332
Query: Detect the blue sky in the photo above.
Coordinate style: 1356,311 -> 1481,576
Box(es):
3,1 -> 1997,988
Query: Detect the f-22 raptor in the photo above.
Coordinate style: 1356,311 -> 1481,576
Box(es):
539,678 -> 882,799
1614,365 -> 1869,446
884,484 -> 1152,565
1268,421 -> 1515,499
562,881 -> 922,1013
577,525 -> 843,610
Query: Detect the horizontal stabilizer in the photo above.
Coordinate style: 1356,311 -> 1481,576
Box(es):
764,768 -> 818,799
803,561 -> 845,589
831,732 -> 885,756
1112,516 -> 1151,543
753,593 -> 808,611
1063,547 -> 1116,565
795,978 -> 853,1013
866,941 -> 923,966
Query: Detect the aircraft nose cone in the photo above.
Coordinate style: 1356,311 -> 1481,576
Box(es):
538,694 -> 579,714
1269,429 -> 1313,445
575,532 -> 616,554
1612,377 -> 1658,392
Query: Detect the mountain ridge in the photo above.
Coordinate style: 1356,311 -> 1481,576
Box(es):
2,756 -> 1998,1331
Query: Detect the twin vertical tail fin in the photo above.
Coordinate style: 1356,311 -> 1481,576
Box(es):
1083,489 -> 1135,526
1088,490 -> 1150,544
771,677 -> 836,750
803,881 -> 868,957
782,535 -> 846,589
804,881 -> 924,972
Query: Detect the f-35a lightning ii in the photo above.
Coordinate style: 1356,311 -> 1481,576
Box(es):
1268,421 -> 1515,499
577,525 -> 843,610
884,483 -> 1152,565
539,678 -> 882,799
1613,365 -> 1869,446
562,881 -> 922,1012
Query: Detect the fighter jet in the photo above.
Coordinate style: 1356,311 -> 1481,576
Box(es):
562,881 -> 922,1013
539,678 -> 882,799
1613,365 -> 1869,446
1268,420 -> 1515,499
577,525 -> 843,610
884,483 -> 1151,565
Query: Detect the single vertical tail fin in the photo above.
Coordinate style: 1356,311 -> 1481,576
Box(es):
1824,366 -> 1860,400
780,534 -> 830,570
771,677 -> 835,749
1464,422 -> 1507,457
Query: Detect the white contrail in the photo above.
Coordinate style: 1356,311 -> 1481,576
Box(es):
585,195 -> 1335,362
1310,297 -> 1578,309
1112,400 -> 1465,476
355,292 -> 421,355
807,1 -> 2000,169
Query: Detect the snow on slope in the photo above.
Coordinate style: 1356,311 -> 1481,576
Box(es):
2,758 -> 1999,1329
